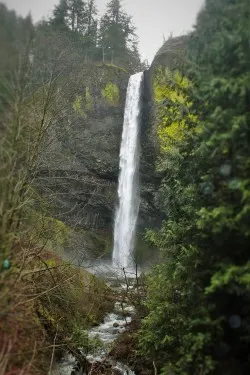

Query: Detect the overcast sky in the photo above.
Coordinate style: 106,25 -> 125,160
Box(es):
4,0 -> 204,62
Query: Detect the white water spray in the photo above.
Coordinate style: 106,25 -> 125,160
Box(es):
112,72 -> 143,269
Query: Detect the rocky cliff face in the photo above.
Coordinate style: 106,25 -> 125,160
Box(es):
36,64 -> 129,261
36,39 -> 188,264
151,35 -> 188,71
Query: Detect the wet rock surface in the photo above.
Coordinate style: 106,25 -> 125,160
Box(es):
36,65 -> 129,263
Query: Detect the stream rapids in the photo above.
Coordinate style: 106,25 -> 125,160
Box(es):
53,277 -> 137,375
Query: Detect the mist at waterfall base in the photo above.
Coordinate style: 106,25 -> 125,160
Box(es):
84,73 -> 144,278
112,72 -> 144,271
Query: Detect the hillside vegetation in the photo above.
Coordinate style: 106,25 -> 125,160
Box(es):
0,1 -> 138,373
139,0 -> 250,374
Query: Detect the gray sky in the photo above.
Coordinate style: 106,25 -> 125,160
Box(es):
4,0 -> 204,62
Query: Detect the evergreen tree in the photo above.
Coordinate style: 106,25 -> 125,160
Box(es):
139,0 -> 250,374
66,0 -> 88,33
85,0 -> 98,48
51,0 -> 68,29
99,0 -> 136,64
0,3 -> 34,96
50,0 -> 98,57
51,0 -> 89,33
86,0 -> 97,35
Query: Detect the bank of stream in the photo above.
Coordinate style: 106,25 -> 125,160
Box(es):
53,275 -> 137,375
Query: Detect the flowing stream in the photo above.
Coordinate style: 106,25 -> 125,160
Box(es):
56,282 -> 136,375
113,72 -> 143,269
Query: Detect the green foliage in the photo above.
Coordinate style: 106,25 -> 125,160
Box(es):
101,81 -> 120,106
153,68 -> 199,154
99,0 -> 134,54
139,1 -> 250,374
205,262 -> 250,295
139,66 -> 204,374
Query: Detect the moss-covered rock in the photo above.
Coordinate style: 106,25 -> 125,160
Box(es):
101,82 -> 120,106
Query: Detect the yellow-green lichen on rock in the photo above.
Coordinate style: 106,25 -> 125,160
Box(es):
85,87 -> 93,110
101,82 -> 120,106
73,94 -> 86,118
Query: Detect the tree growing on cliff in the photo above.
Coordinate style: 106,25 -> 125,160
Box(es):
51,0 -> 68,29
51,0 -> 97,36
99,0 -> 137,67
67,0 -> 88,32
50,0 -> 142,70
50,0 -> 98,59
85,0 -> 98,47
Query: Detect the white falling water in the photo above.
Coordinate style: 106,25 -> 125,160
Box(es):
113,72 -> 143,269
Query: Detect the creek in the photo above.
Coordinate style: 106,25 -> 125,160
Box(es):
54,277 -> 137,375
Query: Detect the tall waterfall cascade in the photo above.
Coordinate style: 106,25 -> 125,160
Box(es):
112,72 -> 143,269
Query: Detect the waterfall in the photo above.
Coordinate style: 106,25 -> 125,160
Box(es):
112,72 -> 143,269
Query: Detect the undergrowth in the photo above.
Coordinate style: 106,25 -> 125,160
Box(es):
0,245 -> 112,374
